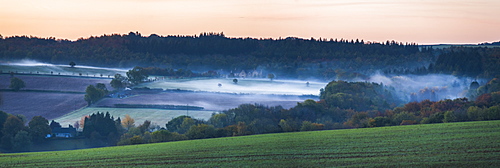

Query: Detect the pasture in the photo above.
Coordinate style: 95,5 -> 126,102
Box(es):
1,120 -> 499,167
53,107 -> 216,127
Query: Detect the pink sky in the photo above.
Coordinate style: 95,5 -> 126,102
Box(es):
1,0 -> 499,44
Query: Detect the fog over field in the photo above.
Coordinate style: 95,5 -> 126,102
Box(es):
364,73 -> 479,102
139,78 -> 326,95
0,60 -> 127,77
0,61 -> 483,127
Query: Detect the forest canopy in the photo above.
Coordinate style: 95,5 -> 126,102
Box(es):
0,32 -> 435,80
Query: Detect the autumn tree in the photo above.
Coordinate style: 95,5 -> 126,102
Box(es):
79,115 -> 89,129
9,77 -> 25,91
236,121 -> 250,136
300,121 -> 324,131
121,114 -> 135,131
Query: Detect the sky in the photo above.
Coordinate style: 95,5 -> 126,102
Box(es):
1,0 -> 499,44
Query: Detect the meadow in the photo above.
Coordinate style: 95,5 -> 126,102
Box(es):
1,120 -> 499,167
53,107 -> 216,127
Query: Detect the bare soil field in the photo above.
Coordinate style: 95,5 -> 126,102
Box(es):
96,91 -> 309,111
0,74 -> 111,92
0,92 -> 87,121
0,74 -> 110,121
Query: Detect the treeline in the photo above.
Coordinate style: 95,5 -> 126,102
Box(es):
1,33 -> 498,79
140,67 -> 219,78
0,112 -> 51,152
385,47 -> 500,78
0,32 -> 433,80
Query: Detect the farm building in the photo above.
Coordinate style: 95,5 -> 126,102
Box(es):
48,127 -> 78,138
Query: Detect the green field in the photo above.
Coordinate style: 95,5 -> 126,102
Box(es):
1,120 -> 499,167
53,107 -> 216,127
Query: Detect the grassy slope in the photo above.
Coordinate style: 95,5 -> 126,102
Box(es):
53,107 -> 216,128
1,120 -> 499,167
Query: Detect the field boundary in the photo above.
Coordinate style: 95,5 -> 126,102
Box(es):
0,89 -> 85,94
0,73 -> 113,79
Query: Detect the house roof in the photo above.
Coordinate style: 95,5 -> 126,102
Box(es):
52,127 -> 77,134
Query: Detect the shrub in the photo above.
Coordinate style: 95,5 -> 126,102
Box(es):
300,121 -> 324,131
186,124 -> 216,139
368,116 -> 392,127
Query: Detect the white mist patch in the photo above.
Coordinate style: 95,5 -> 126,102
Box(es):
368,73 -> 393,86
6,59 -> 57,67
365,73 -> 477,102
0,59 -> 128,76
139,78 -> 326,95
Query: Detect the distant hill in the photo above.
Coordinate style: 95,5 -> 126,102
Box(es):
0,32 -> 432,80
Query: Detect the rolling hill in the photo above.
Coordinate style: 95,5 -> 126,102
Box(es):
1,120 -> 499,167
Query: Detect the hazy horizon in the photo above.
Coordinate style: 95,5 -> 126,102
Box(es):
1,0 -> 499,44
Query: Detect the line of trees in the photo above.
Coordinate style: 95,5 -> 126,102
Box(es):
2,33 -> 499,80
0,32 -> 433,81
385,47 -> 500,78
0,112 -> 51,152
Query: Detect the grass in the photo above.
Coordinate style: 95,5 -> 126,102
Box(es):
1,120 -> 499,167
53,107 -> 216,127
